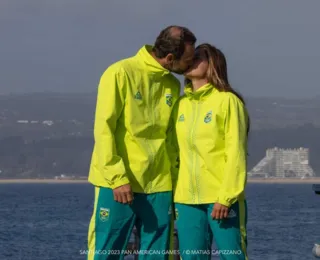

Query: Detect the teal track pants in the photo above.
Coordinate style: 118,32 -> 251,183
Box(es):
87,186 -> 174,260
175,201 -> 248,260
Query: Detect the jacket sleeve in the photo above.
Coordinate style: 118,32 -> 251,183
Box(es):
217,95 -> 248,207
166,105 -> 180,190
93,66 -> 129,189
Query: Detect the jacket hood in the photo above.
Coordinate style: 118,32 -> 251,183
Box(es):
136,45 -> 170,75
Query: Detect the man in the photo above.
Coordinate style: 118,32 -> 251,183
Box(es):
87,26 -> 196,260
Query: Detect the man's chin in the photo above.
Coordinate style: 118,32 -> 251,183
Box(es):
183,69 -> 192,77
181,66 -> 193,75
171,69 -> 185,75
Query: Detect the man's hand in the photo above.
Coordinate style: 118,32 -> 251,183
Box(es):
113,184 -> 134,204
211,203 -> 229,220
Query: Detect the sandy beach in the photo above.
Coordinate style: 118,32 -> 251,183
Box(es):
0,178 -> 320,184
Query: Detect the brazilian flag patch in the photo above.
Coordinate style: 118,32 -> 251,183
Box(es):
204,110 -> 212,123
166,94 -> 173,107
99,207 -> 110,222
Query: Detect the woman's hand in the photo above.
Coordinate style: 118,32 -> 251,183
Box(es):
211,203 -> 229,220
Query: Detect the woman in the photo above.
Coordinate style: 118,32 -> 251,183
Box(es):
167,43 -> 249,260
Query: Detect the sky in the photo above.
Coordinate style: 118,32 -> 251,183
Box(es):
1,0 -> 320,98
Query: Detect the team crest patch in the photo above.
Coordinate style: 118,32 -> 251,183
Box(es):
99,207 -> 110,222
134,91 -> 142,100
166,94 -> 173,107
204,110 -> 212,123
178,114 -> 185,122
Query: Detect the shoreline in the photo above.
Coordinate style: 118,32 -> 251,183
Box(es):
0,178 -> 319,184
247,178 -> 320,184
0,179 -> 89,184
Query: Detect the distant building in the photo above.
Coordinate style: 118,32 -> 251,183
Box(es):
249,147 -> 315,178
55,174 -> 68,179
42,120 -> 54,126
17,120 -> 29,124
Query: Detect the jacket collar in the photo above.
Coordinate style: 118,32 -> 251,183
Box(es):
184,83 -> 216,100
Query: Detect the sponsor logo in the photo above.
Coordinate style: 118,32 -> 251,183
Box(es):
134,91 -> 142,100
175,208 -> 179,220
227,209 -> 237,218
178,114 -> 185,122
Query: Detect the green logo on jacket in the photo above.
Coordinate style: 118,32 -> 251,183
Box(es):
134,91 -> 142,100
178,114 -> 185,122
166,94 -> 173,107
204,110 -> 212,123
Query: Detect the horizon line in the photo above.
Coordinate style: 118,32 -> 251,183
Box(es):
0,91 -> 319,100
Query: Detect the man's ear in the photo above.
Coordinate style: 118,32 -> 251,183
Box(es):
165,53 -> 174,65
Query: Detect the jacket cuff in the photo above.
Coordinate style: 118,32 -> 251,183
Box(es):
217,197 -> 232,207
110,176 -> 130,189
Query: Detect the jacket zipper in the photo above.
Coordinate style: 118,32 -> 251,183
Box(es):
146,83 -> 156,192
195,102 -> 202,203
189,101 -> 199,203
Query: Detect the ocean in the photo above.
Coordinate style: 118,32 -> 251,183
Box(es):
0,183 -> 319,260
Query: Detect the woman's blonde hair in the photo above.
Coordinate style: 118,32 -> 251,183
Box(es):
185,43 -> 246,103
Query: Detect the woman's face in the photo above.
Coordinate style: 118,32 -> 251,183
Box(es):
184,49 -> 209,79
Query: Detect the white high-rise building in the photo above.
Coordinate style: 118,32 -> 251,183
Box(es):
249,147 -> 315,178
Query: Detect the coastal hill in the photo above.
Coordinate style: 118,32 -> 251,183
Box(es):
0,93 -> 319,178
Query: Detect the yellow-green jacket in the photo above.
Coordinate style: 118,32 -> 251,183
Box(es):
168,83 -> 249,206
88,45 -> 180,193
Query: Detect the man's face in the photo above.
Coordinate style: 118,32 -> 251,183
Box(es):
166,44 -> 195,74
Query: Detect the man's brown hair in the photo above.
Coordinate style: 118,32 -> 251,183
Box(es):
152,25 -> 196,60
